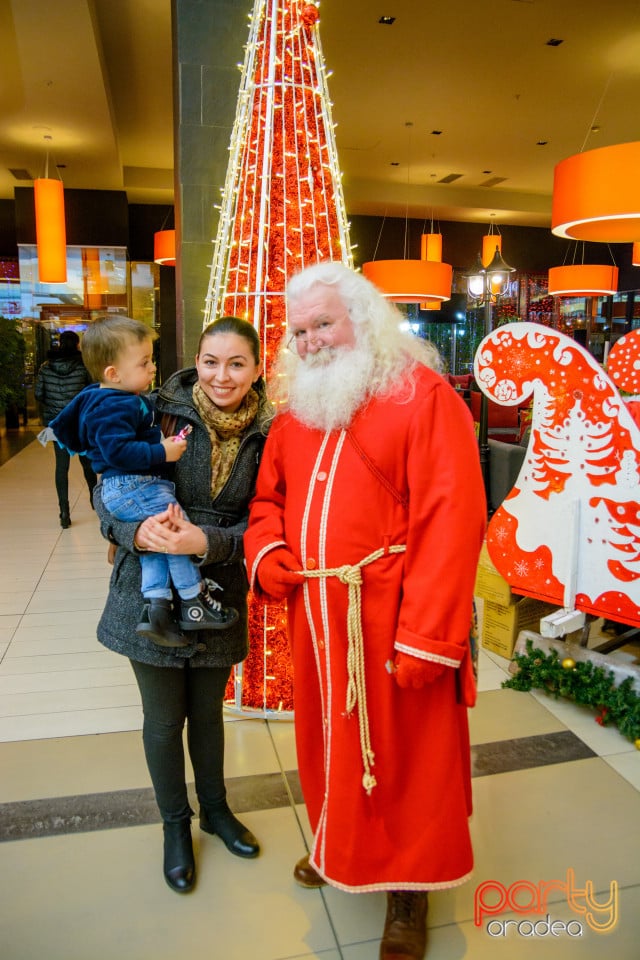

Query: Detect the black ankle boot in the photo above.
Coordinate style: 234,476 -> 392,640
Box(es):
200,803 -> 260,859
163,819 -> 195,893
59,502 -> 71,529
136,599 -> 189,648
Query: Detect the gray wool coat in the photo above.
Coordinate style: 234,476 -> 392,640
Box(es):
94,367 -> 272,669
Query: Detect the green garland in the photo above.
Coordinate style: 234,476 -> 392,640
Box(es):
503,639 -> 640,743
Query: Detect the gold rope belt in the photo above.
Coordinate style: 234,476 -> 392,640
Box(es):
300,544 -> 407,795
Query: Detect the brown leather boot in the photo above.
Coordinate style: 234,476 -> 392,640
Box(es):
379,891 -> 429,959
293,854 -> 326,888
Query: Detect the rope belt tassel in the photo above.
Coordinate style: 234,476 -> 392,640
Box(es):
301,544 -> 407,795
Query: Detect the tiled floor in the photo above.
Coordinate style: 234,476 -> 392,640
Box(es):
1,435 -> 639,958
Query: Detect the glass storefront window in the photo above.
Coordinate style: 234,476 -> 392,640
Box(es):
15,246 -> 160,415
129,261 -> 157,331
17,245 -> 129,320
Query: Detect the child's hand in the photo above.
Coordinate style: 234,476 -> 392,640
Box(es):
165,502 -> 185,532
162,437 -> 187,462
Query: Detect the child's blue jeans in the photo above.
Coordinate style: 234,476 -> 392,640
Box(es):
102,475 -> 201,601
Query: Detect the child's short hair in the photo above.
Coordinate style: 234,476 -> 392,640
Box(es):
81,315 -> 157,382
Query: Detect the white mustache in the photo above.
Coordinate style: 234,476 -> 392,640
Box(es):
304,346 -> 338,367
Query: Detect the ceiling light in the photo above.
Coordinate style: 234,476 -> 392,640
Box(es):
552,141 -> 640,242
35,177 -> 67,282
363,122 -> 452,305
34,137 -> 67,283
547,264 -> 618,296
154,229 -> 176,266
378,16 -> 396,25
482,222 -> 502,268
363,259 -> 452,304
420,232 -> 453,310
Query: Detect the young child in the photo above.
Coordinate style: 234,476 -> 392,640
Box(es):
50,315 -> 238,648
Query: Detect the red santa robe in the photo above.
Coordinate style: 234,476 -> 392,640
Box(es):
245,366 -> 486,892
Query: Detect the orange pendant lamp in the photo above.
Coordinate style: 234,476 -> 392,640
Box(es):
34,177 -> 67,283
363,231 -> 452,304
420,233 -> 443,310
154,229 -> 176,266
362,120 -> 451,304
552,141 -> 640,242
632,242 -> 640,267
422,232 -> 442,262
362,258 -> 452,304
547,264 -> 619,297
482,228 -> 502,268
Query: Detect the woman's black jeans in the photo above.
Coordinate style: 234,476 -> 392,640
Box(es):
130,659 -> 232,823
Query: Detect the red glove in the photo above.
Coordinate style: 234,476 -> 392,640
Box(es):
393,652 -> 448,689
256,548 -> 303,600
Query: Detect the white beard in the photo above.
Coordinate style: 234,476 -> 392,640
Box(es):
288,344 -> 377,431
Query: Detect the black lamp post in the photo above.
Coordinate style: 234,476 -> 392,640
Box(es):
465,245 -> 516,511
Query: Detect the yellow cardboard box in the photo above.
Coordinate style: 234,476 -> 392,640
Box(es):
481,596 -> 557,658
474,542 -> 514,606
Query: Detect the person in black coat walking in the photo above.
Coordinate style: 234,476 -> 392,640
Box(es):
35,330 -> 97,527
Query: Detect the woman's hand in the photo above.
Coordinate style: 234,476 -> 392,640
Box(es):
134,504 -> 207,557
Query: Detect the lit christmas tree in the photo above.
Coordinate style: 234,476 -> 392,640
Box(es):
204,0 -> 352,713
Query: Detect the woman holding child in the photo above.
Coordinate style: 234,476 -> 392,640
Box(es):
94,315 -> 271,894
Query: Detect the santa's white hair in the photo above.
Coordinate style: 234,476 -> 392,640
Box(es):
272,261 -> 443,429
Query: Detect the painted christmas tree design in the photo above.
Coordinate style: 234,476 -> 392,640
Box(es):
203,1 -> 352,712
530,400 -> 618,498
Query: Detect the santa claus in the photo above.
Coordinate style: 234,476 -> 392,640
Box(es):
244,261 -> 486,959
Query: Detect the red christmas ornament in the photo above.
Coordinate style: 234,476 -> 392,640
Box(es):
301,3 -> 319,27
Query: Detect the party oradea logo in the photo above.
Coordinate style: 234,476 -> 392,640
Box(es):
475,869 -> 618,938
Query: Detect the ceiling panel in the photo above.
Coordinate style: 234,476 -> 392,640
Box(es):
1,0 -> 639,226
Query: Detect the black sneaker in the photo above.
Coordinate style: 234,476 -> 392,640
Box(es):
180,587 -> 239,631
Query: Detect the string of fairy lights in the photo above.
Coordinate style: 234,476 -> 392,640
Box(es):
203,0 -> 353,714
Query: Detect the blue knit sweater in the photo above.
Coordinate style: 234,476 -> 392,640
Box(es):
49,383 -> 167,478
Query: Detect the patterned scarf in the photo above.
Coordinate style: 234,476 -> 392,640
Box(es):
192,382 -> 259,498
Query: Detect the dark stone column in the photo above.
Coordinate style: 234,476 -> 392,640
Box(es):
157,266 -> 177,383
172,0 -> 248,368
